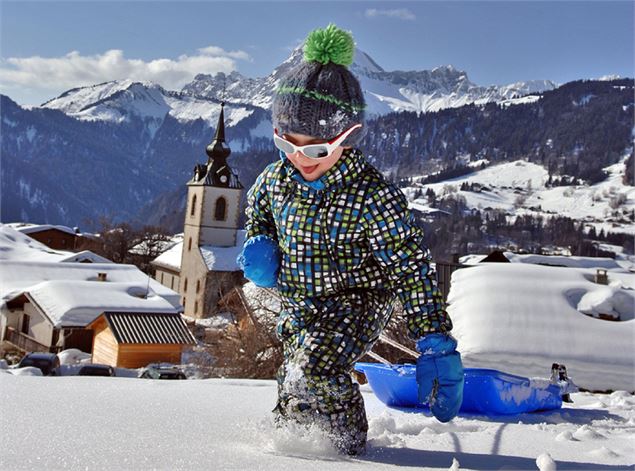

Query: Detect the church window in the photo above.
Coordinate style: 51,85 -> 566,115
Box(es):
214,197 -> 227,221
196,279 -> 201,293
194,301 -> 198,314
190,194 -> 197,216
188,237 -> 192,251
183,278 -> 188,291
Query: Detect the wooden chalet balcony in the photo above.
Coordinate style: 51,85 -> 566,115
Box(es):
4,327 -> 52,353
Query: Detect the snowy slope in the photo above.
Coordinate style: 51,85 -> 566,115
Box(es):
404,152 -> 635,235
1,373 -> 633,470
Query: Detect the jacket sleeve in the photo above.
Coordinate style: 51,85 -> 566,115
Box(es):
362,182 -> 452,338
244,164 -> 278,242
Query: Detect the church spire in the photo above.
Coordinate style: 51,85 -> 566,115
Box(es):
191,101 -> 241,189
206,101 -> 231,165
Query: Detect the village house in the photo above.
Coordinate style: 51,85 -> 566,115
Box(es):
6,222 -> 90,251
151,102 -> 246,319
0,225 -> 192,365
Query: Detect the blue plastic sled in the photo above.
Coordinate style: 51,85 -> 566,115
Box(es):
354,362 -> 564,415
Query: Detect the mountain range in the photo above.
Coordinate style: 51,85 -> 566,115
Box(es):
1,45 -> 631,234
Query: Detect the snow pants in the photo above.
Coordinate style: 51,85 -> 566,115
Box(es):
274,288 -> 395,455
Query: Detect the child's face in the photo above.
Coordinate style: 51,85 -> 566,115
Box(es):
283,132 -> 351,181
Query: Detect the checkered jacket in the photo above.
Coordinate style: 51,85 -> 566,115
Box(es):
245,147 -> 452,338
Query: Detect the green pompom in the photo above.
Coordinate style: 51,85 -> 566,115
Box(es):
303,23 -> 355,66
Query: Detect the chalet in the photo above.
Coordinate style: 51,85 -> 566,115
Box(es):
2,223 -> 110,264
0,224 -> 184,358
7,223 -> 84,251
87,312 -> 195,368
152,103 -> 245,319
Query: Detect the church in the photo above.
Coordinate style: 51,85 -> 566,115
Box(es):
151,103 -> 246,318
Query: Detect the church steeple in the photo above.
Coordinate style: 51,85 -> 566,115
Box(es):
191,102 -> 242,189
206,101 -> 231,165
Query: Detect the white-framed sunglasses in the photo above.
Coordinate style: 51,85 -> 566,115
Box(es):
273,123 -> 362,160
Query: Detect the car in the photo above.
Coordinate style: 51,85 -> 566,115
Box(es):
78,364 -> 116,377
139,363 -> 187,380
17,352 -> 60,376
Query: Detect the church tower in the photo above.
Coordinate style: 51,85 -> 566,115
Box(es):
179,102 -> 244,318
184,102 -> 243,248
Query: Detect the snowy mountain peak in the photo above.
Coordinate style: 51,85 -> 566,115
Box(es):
41,79 -> 170,121
35,42 -> 559,124
351,47 -> 385,74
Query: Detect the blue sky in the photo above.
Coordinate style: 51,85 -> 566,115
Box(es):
1,0 -> 633,107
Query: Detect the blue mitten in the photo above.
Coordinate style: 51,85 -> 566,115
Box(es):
236,235 -> 281,288
416,333 -> 464,422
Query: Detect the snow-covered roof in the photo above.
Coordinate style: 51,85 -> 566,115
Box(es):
128,233 -> 183,256
503,252 -> 626,271
0,261 -> 181,309
448,262 -> 635,391
0,224 -> 181,319
57,250 -> 112,264
151,241 -> 184,271
200,230 -> 246,272
1,225 -> 76,262
0,224 -> 110,264
408,201 -> 451,215
6,222 -> 78,236
459,251 -> 628,272
19,280 -> 180,327
152,230 -> 247,272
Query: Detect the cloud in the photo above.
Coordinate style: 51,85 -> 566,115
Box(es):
0,46 -> 252,94
364,8 -> 416,21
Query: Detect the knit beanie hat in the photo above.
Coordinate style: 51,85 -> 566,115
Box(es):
272,24 -> 366,148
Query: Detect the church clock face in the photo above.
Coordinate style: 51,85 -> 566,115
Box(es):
220,175 -> 228,183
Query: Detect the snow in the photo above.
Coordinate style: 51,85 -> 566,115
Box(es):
460,250 -> 635,274
41,79 -> 256,128
0,260 -> 181,309
154,230 -> 246,272
56,250 -> 112,263
128,233 -> 182,256
499,95 -> 542,107
0,224 -> 109,263
151,239 -> 184,270
505,252 -> 628,271
185,311 -> 235,329
409,152 -> 635,235
409,201 -> 451,215
577,282 -> 634,320
21,279 -> 180,327
200,230 -> 247,271
1,373 -> 633,470
0,224 -> 182,316
448,262 -> 635,391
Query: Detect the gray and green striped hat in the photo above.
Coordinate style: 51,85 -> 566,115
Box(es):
272,24 -> 366,147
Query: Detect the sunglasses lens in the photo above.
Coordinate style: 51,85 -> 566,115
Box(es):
303,145 -> 330,159
273,135 -> 295,154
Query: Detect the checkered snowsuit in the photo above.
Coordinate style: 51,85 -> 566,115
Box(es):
245,148 -> 452,454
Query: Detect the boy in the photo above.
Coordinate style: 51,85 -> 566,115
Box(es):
238,24 -> 464,455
